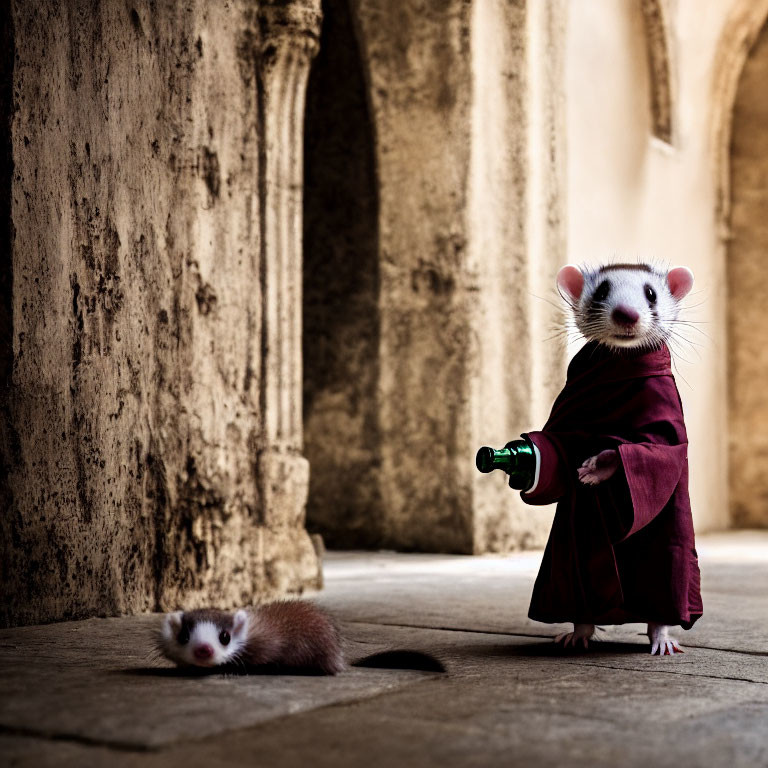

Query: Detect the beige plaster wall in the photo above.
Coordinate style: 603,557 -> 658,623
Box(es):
565,0 -> 742,532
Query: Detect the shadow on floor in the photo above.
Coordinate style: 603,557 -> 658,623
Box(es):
119,664 -> 332,678
120,650 -> 446,678
352,650 -> 446,672
461,640 -> 651,658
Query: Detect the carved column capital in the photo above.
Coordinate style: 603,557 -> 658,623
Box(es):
258,0 -> 323,60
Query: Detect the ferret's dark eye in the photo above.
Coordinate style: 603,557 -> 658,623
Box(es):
645,284 -> 657,305
177,627 -> 190,645
219,630 -> 230,646
593,280 -> 611,303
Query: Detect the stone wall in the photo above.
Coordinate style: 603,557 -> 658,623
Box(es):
467,0 -> 567,553
303,0 -> 768,550
345,0 -> 478,552
0,0 -> 323,627
727,17 -> 768,527
302,0 -> 567,553
4,0 -> 767,626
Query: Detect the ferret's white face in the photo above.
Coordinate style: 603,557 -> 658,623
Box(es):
159,609 -> 250,668
557,264 -> 694,350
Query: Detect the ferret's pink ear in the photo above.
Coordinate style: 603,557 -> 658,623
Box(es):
233,609 -> 249,637
557,265 -> 584,302
164,611 -> 183,635
667,267 -> 694,301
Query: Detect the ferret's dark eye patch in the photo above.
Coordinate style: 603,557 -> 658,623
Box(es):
645,284 -> 657,305
593,280 -> 611,303
177,626 -> 190,645
219,630 -> 231,646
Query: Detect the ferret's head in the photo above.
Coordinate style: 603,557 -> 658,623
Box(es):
557,263 -> 694,350
159,608 -> 250,668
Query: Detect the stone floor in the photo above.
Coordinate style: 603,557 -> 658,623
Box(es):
1,531 -> 767,768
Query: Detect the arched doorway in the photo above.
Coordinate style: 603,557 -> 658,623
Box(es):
302,0 -> 381,547
727,17 -> 768,527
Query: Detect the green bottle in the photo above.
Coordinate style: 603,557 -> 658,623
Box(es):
475,439 -> 536,491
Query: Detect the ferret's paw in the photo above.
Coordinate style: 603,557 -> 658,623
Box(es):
577,465 -> 606,486
647,623 -> 684,656
555,623 -> 596,650
577,457 -> 600,486
578,450 -> 619,486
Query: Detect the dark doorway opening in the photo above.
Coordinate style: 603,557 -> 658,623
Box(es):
302,0 -> 382,547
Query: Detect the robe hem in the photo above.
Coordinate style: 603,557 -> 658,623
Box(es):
528,609 -> 702,629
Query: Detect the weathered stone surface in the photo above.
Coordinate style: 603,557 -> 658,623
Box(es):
317,531 -> 768,656
0,534 -> 766,767
0,0 -> 323,627
0,615 -> 433,750
467,0 -> 567,554
0,737 -> 120,768
301,0 -> 566,554
727,16 -> 768,528
3,0 -> 767,632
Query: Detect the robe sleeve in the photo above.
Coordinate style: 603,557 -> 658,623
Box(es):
617,441 -> 687,538
611,372 -> 689,538
519,431 -> 569,505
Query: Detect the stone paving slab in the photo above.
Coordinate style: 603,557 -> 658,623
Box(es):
4,622 -> 764,768
148,624 -> 768,768
345,621 -> 768,685
1,532 -> 766,767
4,698 -> 766,768
317,531 -> 768,654
0,615 -> 434,750
174,685 -> 765,768
0,736 -> 118,768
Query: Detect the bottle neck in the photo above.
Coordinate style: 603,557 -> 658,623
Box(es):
475,440 -> 535,490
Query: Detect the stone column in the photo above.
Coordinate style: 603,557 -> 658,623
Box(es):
0,0 -> 323,627
255,0 -> 322,547
341,0 -> 568,554
468,0 -> 568,554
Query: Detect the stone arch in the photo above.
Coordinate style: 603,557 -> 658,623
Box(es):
717,8 -> 768,528
711,0 -> 768,237
639,0 -> 675,145
302,0 -> 382,547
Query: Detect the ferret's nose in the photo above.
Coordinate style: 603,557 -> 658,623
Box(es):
612,305 -> 639,326
193,643 -> 214,660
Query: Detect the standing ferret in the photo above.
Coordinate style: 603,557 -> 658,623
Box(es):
519,262 -> 702,655
158,600 -> 345,674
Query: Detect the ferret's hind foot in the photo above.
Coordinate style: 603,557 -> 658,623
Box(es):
555,623 -> 596,649
647,622 -> 684,655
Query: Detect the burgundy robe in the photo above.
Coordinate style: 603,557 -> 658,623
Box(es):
522,341 -> 703,629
